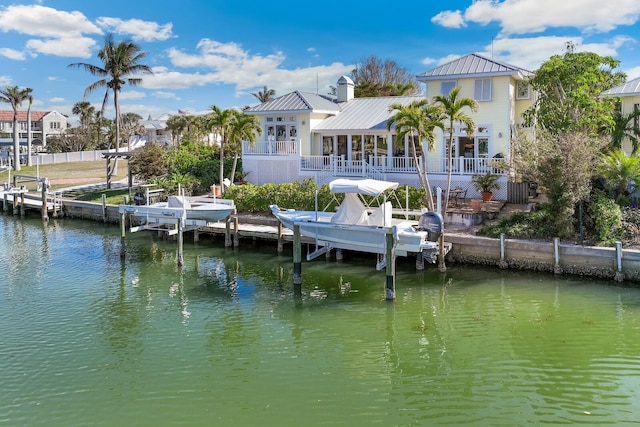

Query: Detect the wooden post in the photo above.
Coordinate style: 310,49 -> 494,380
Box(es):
233,217 -> 240,247
224,217 -> 232,247
3,193 -> 7,212
293,224 -> 302,295
438,233 -> 446,273
385,229 -> 396,301
41,181 -> 48,222
277,222 -> 284,253
20,192 -> 25,217
177,220 -> 184,267
194,228 -> 200,243
120,212 -> 126,258
13,193 -> 18,215
553,237 -> 561,275
415,251 -> 424,270
102,194 -> 107,223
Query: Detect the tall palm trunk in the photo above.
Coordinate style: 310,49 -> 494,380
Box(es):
444,126 -> 454,215
12,109 -> 20,171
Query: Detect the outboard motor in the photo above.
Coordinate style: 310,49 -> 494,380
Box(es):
418,211 -> 444,242
133,191 -> 146,206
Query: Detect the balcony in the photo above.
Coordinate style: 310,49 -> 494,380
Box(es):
242,140 -> 502,176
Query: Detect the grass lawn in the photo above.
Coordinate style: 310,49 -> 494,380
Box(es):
0,160 -> 132,203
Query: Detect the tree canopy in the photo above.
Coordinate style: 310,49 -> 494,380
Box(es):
351,56 -> 419,97
522,51 -> 625,133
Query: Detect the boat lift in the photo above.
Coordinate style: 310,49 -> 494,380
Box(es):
118,204 -> 209,266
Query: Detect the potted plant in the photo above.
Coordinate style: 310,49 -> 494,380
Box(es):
472,171 -> 500,202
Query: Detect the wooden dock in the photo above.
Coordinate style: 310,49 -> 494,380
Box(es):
0,188 -> 62,219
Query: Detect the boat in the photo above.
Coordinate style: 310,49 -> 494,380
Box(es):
126,194 -> 236,224
153,195 -> 236,222
270,178 -> 447,266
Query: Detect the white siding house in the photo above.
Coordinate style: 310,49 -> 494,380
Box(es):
242,53 -> 536,201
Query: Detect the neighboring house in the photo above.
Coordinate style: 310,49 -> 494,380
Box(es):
600,77 -> 640,154
242,53 -> 535,200
129,113 -> 173,149
0,110 -> 67,149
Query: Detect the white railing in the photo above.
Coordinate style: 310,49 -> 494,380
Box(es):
296,154 -> 502,176
243,140 -> 298,155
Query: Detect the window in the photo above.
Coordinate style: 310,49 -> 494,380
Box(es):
440,81 -> 456,96
49,122 -> 60,130
516,81 -> 530,99
474,78 -> 492,101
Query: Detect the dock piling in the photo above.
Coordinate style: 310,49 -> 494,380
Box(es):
293,224 -> 302,294
385,229 -> 396,300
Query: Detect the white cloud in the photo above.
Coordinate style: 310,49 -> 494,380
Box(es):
431,10 -> 465,29
483,35 -> 636,72
0,4 -> 102,37
119,90 -> 146,100
434,0 -> 640,35
0,75 -> 12,86
0,48 -> 27,60
420,57 -> 438,66
49,97 -> 65,103
437,54 -> 463,66
153,91 -> 181,100
155,38 -> 352,95
625,66 -> 640,80
26,36 -> 97,58
95,17 -> 174,42
0,4 -> 101,58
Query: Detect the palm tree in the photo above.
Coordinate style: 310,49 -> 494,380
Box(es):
69,34 -> 152,183
207,106 -> 237,190
608,108 -> 640,154
387,100 -> 444,211
600,150 -> 640,201
228,112 -> 262,183
251,86 -> 276,103
166,114 -> 189,146
433,87 -> 478,213
23,88 -> 33,166
72,101 -> 96,131
0,85 -> 30,171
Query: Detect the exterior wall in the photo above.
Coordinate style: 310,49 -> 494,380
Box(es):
426,76 -> 514,159
243,155 -> 301,184
621,95 -> 640,154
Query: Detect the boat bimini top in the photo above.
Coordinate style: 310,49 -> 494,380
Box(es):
328,179 -> 399,196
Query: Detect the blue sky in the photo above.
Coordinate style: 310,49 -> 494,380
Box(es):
1,0 -> 640,123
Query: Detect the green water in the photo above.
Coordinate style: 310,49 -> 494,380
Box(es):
2,215 -> 640,426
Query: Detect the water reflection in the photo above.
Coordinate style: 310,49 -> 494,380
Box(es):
3,214 -> 640,425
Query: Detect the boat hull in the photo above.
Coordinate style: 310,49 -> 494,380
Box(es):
271,206 -> 437,257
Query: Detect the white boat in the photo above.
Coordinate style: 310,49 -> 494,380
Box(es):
270,178 -> 446,265
153,195 -> 236,222
126,195 -> 235,224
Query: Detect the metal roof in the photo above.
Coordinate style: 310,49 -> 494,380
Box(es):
245,91 -> 340,114
417,53 -> 532,81
601,77 -> 640,97
313,96 -> 424,132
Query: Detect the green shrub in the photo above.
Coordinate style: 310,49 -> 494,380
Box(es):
586,190 -> 623,245
477,204 -> 557,239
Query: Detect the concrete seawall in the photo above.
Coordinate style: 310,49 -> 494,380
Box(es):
61,199 -> 640,284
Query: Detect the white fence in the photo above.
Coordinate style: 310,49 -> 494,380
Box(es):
34,150 -> 106,165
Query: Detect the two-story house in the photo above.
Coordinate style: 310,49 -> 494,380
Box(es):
0,110 -> 67,149
242,53 -> 535,200
600,77 -> 640,154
